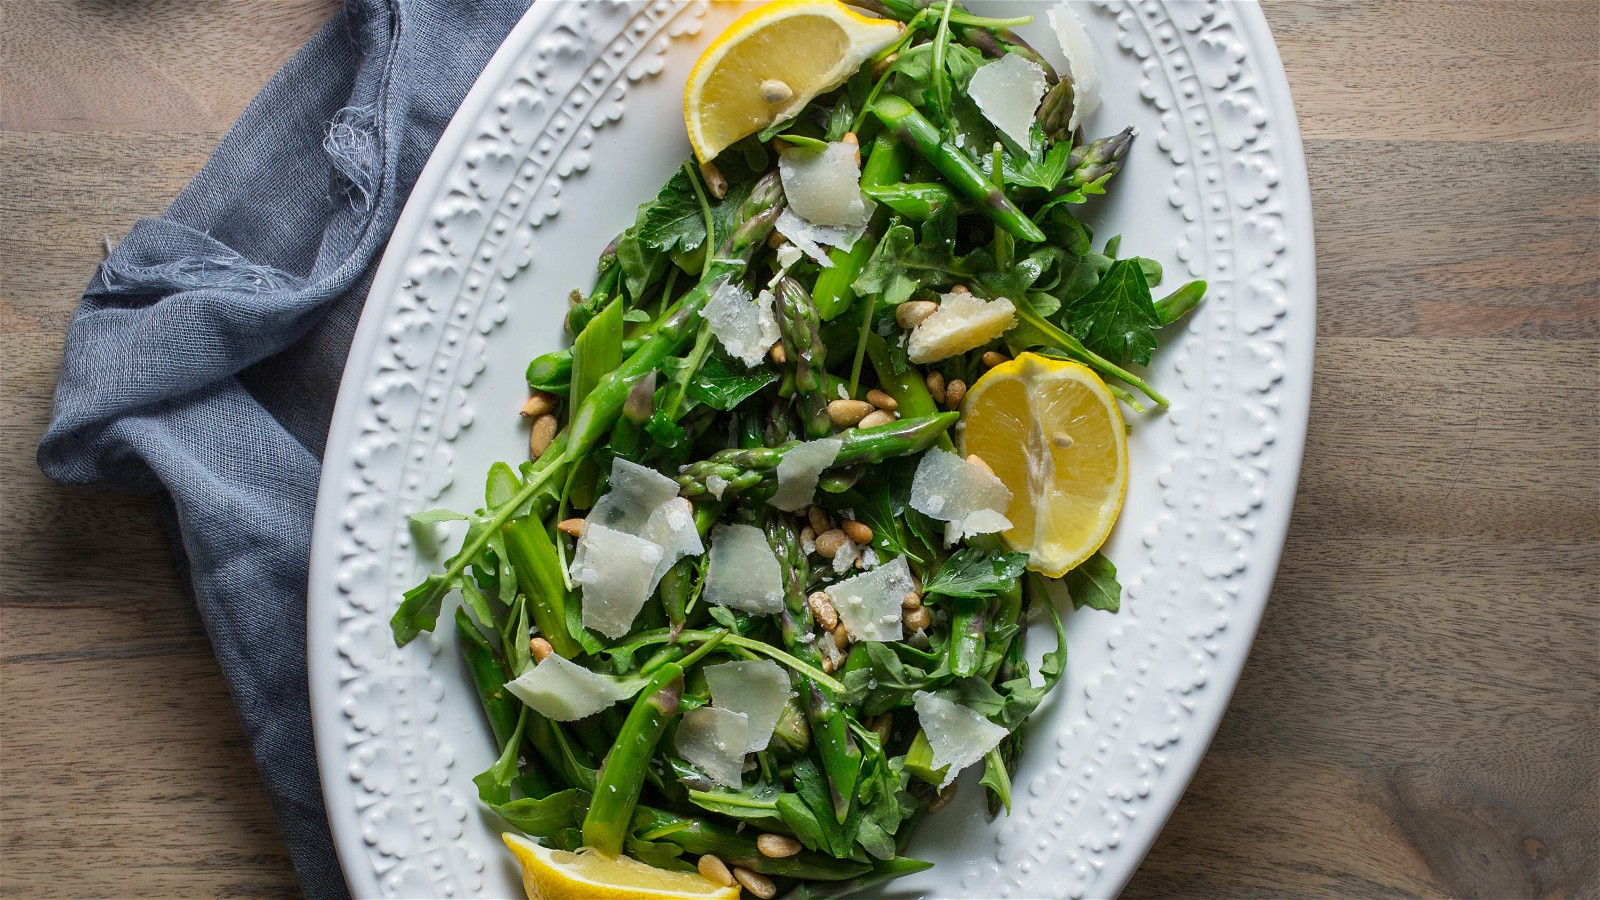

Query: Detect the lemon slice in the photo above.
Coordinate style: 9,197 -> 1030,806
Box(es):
685,0 -> 904,163
502,833 -> 740,900
959,353 -> 1128,577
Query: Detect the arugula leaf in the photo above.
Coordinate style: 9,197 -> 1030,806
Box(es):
979,745 -> 1013,816
491,788 -> 589,838
1063,258 -> 1162,366
615,230 -> 667,302
993,587 -> 1068,729
473,708 -> 529,806
776,792 -> 829,852
922,548 -> 1030,600
684,354 -> 777,410
636,168 -> 708,253
408,508 -> 470,527
1063,551 -> 1121,612
840,642 -> 940,716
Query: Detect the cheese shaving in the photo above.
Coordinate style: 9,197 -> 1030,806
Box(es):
825,556 -> 914,643
704,281 -> 780,367
705,659 -> 793,753
910,449 -> 1013,543
913,690 -> 1008,789
504,654 -> 641,721
778,142 -> 870,228
768,437 -> 842,512
1048,2 -> 1101,133
676,706 -> 750,790
703,523 -> 785,615
968,53 -> 1048,149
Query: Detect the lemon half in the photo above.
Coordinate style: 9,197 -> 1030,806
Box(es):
960,353 -> 1129,577
684,0 -> 903,162
502,833 -> 741,900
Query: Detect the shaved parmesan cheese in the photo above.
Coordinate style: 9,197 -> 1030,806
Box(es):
705,659 -> 793,753
703,523 -> 785,614
832,536 -> 860,574
968,53 -> 1049,149
586,458 -> 680,535
572,523 -> 664,639
910,449 -> 1013,543
704,281 -> 780,368
775,209 -> 867,267
913,690 -> 1008,788
676,706 -> 750,789
706,474 -> 730,500
1049,3 -> 1101,132
768,437 -> 842,512
825,556 -> 915,643
906,292 -> 1017,364
778,143 -> 870,228
775,243 -> 803,269
504,654 -> 640,721
642,496 -> 704,585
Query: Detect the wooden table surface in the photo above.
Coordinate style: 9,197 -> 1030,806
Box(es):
2,1 -> 1595,897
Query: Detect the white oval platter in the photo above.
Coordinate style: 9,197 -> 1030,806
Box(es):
308,1 -> 1315,897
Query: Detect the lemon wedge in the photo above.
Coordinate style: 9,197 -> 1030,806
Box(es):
959,353 -> 1128,577
502,833 -> 741,900
685,0 -> 904,163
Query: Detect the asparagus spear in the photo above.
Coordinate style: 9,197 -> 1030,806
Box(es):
870,95 -> 1046,243
1058,127 -> 1134,194
773,276 -> 837,440
581,663 -> 684,855
810,134 -> 909,320
676,412 -> 957,499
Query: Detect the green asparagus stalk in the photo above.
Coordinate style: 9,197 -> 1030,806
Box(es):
811,134 -> 910,320
862,182 -> 958,221
581,663 -> 684,856
526,337 -> 645,394
773,276 -> 837,439
1037,79 -> 1077,144
632,808 -> 874,880
453,607 -> 519,750
1058,127 -> 1135,194
870,95 -> 1045,243
676,412 -> 957,499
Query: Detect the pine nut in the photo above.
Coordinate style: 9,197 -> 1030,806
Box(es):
520,391 -> 558,418
769,342 -> 787,364
865,389 -> 899,411
981,350 -> 1010,368
734,866 -> 777,899
896,300 -> 939,329
901,591 -> 923,609
966,453 -> 996,477
903,605 -> 932,633
800,525 -> 817,547
925,371 -> 946,406
529,414 -> 558,458
949,283 -> 971,295
830,623 -> 851,650
944,378 -> 967,409
807,591 -> 839,631
814,529 -> 847,558
808,505 -> 832,538
871,52 -> 898,79
698,854 -> 735,887
821,655 -> 837,674
841,520 -> 873,544
826,399 -> 873,426
529,637 -> 553,663
928,783 -> 958,812
767,228 -> 788,249
699,161 -> 729,200
868,712 -> 893,745
858,409 -> 896,429
757,833 -> 802,858
841,131 -> 861,165
557,517 -> 585,537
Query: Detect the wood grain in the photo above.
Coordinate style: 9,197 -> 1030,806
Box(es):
0,1 -> 1595,898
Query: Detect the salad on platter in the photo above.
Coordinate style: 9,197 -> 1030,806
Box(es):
390,1 -> 1203,897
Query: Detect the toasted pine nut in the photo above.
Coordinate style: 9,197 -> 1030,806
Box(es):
821,655 -> 838,674
949,284 -> 971,295
520,391 -> 558,418
841,131 -> 861,165
830,623 -> 851,650
925,371 -> 947,406
841,520 -> 873,544
557,517 -> 585,537
698,854 -> 735,887
807,591 -> 839,631
896,300 -> 939,330
868,712 -> 893,745
800,525 -> 817,547
767,229 -> 788,249
901,591 -> 923,609
808,505 -> 832,538
814,529 -> 847,558
981,350 -> 1010,368
871,52 -> 899,79
903,605 -> 932,633
698,161 -> 729,199
826,399 -> 873,426
769,342 -> 787,365
928,783 -> 958,812
529,636 -> 553,663
966,453 -> 996,478
944,378 -> 967,409
858,409 -> 896,429
734,867 -> 777,899
529,414 -> 558,458
865,389 -> 899,411
757,833 -> 802,858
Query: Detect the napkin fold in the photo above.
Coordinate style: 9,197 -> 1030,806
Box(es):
38,1 -> 531,895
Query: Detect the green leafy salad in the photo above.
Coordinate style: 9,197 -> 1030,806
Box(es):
389,0 -> 1202,896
